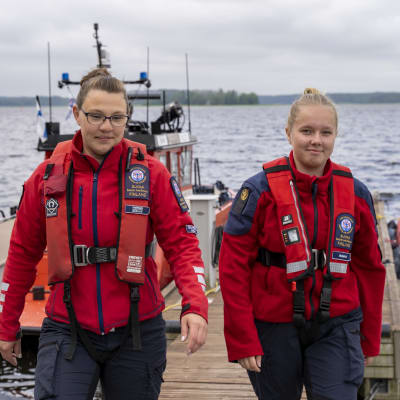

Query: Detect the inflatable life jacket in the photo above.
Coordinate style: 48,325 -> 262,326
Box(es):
43,138 -> 150,358
262,157 -> 355,327
43,139 -> 149,286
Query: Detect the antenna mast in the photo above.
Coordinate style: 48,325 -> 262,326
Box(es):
47,42 -> 53,122
185,53 -> 192,134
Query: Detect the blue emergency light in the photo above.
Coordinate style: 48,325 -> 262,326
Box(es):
140,72 -> 147,80
62,73 -> 70,82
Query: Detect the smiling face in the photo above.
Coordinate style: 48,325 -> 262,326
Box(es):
73,89 -> 127,163
286,105 -> 337,176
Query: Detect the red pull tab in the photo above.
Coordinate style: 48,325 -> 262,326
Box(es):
291,281 -> 297,292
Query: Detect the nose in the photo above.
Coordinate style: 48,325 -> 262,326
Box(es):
99,117 -> 113,130
310,132 -> 322,145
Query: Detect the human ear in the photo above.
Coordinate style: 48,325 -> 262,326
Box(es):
72,104 -> 80,124
285,127 -> 292,144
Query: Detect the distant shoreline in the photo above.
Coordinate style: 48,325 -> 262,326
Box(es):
2,91 -> 400,106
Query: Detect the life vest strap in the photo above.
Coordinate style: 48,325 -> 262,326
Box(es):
73,243 -> 153,267
257,248 -> 326,270
130,285 -> 142,351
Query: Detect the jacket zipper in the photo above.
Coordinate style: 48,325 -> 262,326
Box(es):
92,171 -> 105,333
78,186 -> 83,229
309,181 -> 318,318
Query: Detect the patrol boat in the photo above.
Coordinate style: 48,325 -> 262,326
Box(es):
0,23 -> 231,338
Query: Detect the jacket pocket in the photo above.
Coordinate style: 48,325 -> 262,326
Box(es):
343,321 -> 364,386
34,340 -> 60,399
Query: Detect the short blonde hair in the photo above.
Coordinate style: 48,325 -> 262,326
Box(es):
287,88 -> 338,132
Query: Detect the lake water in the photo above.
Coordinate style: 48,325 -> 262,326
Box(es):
0,103 -> 399,398
1,104 -> 399,220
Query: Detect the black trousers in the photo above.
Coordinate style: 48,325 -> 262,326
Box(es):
34,314 -> 166,400
247,308 -> 365,400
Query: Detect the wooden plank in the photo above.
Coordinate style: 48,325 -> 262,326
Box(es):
161,288 -> 308,399
373,193 -> 400,383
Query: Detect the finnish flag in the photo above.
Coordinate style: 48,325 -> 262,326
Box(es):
36,95 -> 47,141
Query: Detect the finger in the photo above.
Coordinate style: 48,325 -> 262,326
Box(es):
249,357 -> 261,373
180,318 -> 188,342
1,350 -> 17,367
188,322 -> 207,354
13,340 -> 22,359
255,355 -> 262,369
186,323 -> 199,354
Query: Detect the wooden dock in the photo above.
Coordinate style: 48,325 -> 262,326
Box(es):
160,287 -> 258,399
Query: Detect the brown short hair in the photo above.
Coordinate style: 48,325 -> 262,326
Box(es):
287,88 -> 338,132
76,68 -> 128,111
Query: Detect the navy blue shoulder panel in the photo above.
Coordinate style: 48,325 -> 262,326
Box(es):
354,178 -> 377,224
224,171 -> 270,235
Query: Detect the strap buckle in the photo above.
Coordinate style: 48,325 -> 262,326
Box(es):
312,249 -> 326,270
73,245 -> 89,266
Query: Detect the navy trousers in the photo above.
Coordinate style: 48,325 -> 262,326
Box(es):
247,308 -> 365,400
34,314 -> 167,400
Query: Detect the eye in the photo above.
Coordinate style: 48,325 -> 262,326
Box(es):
322,130 -> 333,135
89,113 -> 104,121
301,128 -> 312,135
111,115 -> 126,122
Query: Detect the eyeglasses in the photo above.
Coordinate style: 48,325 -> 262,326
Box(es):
81,110 -> 129,127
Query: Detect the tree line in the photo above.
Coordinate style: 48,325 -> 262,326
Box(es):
0,89 -> 259,107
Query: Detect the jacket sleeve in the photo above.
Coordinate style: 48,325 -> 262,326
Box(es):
148,158 -> 208,322
219,180 -> 266,362
0,164 -> 47,341
351,180 -> 386,357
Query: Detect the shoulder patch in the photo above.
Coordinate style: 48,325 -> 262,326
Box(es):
170,176 -> 189,213
232,187 -> 251,215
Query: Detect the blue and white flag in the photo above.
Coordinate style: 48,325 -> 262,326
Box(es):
35,95 -> 47,141
65,97 -> 75,120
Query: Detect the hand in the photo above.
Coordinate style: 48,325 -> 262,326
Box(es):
238,355 -> 262,373
365,356 -> 374,366
0,339 -> 22,367
180,313 -> 207,355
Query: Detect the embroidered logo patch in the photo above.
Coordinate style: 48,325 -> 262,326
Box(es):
334,213 -> 355,250
127,256 -> 142,273
125,164 -> 150,200
240,188 -> 249,201
282,227 -> 301,245
170,177 -> 189,213
45,198 -> 59,217
281,214 -> 293,226
233,187 -> 251,215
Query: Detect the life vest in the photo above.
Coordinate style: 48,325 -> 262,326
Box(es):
263,157 -> 355,281
43,139 -> 149,286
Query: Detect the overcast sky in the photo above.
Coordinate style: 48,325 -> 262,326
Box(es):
2,0 -> 400,97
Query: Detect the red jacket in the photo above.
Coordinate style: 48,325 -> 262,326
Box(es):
0,131 -> 208,340
219,152 -> 385,361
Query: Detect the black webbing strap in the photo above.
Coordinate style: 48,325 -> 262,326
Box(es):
317,278 -> 332,323
292,280 -> 306,329
256,248 -> 286,268
63,281 -> 136,363
130,285 -> 142,351
43,163 -> 55,180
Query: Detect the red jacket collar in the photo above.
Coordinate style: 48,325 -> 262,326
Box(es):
289,151 -> 332,194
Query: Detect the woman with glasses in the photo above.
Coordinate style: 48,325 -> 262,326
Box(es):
0,68 -> 208,399
219,89 -> 386,399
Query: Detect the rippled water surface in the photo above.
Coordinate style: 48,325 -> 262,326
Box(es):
0,103 -> 399,397
1,103 -> 398,220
